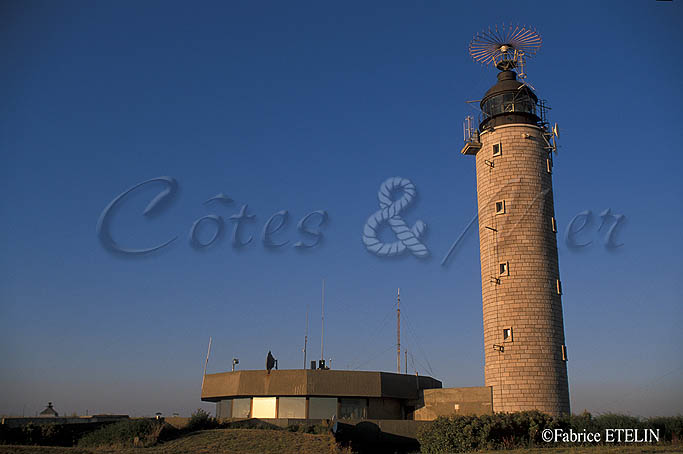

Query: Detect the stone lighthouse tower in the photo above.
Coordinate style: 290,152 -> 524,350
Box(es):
461,25 -> 570,416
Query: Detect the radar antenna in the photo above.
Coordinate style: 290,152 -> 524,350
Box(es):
469,24 -> 542,76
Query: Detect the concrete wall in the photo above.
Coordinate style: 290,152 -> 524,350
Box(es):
413,386 -> 493,420
474,123 -> 570,415
367,397 -> 402,419
202,369 -> 441,401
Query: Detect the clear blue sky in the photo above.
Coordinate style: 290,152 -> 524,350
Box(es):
1,1 -> 681,417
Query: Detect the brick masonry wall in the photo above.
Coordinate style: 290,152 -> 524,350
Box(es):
474,123 -> 570,416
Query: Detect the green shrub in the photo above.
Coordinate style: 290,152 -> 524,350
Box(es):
38,423 -> 73,446
418,411 -> 562,453
646,415 -> 683,443
0,422 -> 82,447
187,408 -> 218,431
417,411 -> 682,453
77,419 -> 164,448
593,413 -> 643,432
312,423 -> 332,434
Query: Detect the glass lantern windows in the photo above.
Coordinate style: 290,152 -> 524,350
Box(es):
482,91 -> 537,119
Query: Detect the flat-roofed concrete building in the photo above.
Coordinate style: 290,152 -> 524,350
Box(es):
201,369 -> 492,421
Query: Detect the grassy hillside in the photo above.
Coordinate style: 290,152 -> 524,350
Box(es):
0,428 -> 343,454
0,429 -> 681,454
477,446 -> 683,454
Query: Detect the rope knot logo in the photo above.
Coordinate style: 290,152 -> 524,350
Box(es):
362,177 -> 429,258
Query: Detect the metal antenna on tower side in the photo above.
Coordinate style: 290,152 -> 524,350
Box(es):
397,288 -> 401,374
469,24 -> 542,73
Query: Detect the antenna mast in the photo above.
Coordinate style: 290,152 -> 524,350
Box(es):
201,337 -> 212,391
397,288 -> 401,374
320,280 -> 325,362
303,306 -> 309,369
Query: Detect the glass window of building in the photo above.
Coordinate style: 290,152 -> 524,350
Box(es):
232,398 -> 251,418
217,399 -> 232,419
278,397 -> 306,418
252,397 -> 277,418
339,398 -> 367,419
308,397 -> 337,419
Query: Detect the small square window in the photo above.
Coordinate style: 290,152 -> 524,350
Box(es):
561,345 -> 568,361
503,327 -> 513,342
492,143 -> 502,157
551,216 -> 557,233
495,200 -> 506,215
556,279 -> 562,295
499,262 -> 509,276
546,158 -> 553,173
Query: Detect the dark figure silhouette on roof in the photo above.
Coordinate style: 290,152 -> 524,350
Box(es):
266,351 -> 276,373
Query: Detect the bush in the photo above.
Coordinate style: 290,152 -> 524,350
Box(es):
187,408 -> 218,432
418,411 -> 562,453
647,415 -> 683,443
417,411 -> 682,453
77,419 -> 165,448
0,422 -> 90,447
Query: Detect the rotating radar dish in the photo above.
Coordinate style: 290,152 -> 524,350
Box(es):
469,24 -> 542,71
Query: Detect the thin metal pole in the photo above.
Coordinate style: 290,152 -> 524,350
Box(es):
303,306 -> 309,369
201,337 -> 212,391
405,349 -> 408,374
397,288 -> 401,374
321,280 -> 325,362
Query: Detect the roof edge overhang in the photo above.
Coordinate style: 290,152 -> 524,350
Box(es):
201,369 -> 442,402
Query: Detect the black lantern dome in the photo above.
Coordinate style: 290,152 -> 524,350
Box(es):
479,70 -> 539,131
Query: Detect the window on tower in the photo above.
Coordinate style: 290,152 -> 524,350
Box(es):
492,143 -> 502,157
503,327 -> 513,342
499,262 -> 509,276
495,200 -> 506,215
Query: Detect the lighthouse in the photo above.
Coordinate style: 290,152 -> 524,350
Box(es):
462,25 -> 570,416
